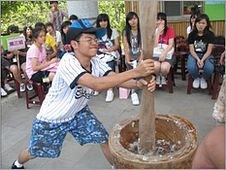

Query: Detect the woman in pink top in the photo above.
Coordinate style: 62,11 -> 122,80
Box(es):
153,12 -> 175,86
26,27 -> 58,84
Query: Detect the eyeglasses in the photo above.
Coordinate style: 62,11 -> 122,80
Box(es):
76,37 -> 98,44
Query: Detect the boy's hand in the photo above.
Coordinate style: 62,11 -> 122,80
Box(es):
147,76 -> 156,92
134,59 -> 154,77
136,76 -> 156,92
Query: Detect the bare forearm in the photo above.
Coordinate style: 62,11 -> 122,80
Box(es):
47,51 -> 57,60
79,70 -> 140,91
95,70 -> 139,91
32,62 -> 49,71
190,51 -> 199,60
202,49 -> 213,61
119,79 -> 137,89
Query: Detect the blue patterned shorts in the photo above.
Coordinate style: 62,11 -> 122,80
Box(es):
28,106 -> 109,158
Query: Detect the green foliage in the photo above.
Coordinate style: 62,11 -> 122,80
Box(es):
1,1 -> 67,33
98,0 -> 125,34
1,0 -> 125,35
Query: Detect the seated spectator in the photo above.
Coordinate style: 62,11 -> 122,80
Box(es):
187,14 -> 215,89
123,11 -> 143,106
46,22 -> 62,52
69,14 -> 78,23
187,13 -> 199,37
22,26 -> 33,49
35,22 -> 57,60
153,12 -> 175,87
7,24 -> 19,35
26,27 -> 58,85
1,57 -> 14,97
1,46 -> 25,92
186,5 -> 201,36
45,22 -> 58,60
18,26 -> 34,90
96,13 -> 120,102
60,20 -> 72,56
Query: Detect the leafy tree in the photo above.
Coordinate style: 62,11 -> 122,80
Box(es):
1,0 -> 125,35
98,0 -> 125,34
1,1 -> 67,33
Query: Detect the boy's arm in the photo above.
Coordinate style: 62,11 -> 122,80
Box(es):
77,59 -> 154,91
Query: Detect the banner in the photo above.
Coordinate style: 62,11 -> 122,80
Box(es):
7,36 -> 25,51
0,33 -> 25,51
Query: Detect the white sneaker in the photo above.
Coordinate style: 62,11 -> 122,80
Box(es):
200,77 -> 207,89
26,83 -> 33,91
93,91 -> 99,96
161,76 -> 167,85
105,89 -> 114,102
20,83 -> 25,92
131,92 -> 139,106
156,75 -> 160,85
192,78 -> 200,88
4,83 -> 14,92
1,87 -> 8,97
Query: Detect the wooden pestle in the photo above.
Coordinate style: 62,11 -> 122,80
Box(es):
138,1 -> 158,153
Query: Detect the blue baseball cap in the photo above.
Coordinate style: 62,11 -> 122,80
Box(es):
66,18 -> 106,44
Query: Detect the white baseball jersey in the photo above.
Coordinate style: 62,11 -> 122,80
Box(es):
36,52 -> 112,123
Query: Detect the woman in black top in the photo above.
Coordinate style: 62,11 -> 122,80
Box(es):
187,14 -> 215,89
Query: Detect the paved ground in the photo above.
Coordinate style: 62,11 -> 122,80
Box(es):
1,77 -> 217,169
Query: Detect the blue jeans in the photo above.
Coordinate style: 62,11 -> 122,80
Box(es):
187,54 -> 214,79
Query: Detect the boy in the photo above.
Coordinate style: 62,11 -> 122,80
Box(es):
11,19 -> 155,169
49,1 -> 67,31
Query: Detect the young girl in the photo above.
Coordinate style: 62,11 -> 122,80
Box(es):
123,11 -> 143,105
187,5 -> 201,36
187,13 -> 199,36
22,26 -> 33,49
96,13 -> 120,102
187,14 -> 215,89
153,12 -> 175,87
61,20 -> 72,45
26,27 -> 58,85
20,26 -> 34,90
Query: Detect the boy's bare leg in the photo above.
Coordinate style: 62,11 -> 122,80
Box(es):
17,148 -> 34,164
100,143 -> 114,166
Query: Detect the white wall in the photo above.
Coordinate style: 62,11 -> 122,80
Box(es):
67,1 -> 98,23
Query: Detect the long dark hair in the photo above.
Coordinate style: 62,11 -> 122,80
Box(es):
96,13 -> 112,39
23,26 -> 33,40
60,20 -> 72,45
189,4 -> 201,29
157,12 -> 168,36
193,14 -> 212,36
125,12 -> 141,49
189,14 -> 198,29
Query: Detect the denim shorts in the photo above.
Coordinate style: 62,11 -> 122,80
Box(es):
28,106 -> 109,158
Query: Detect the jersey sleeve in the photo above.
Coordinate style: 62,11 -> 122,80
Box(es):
59,54 -> 88,89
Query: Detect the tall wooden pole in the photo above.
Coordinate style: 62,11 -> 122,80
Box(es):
139,1 -> 158,153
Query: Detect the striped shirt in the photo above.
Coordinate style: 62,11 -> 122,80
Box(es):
36,52 -> 112,123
